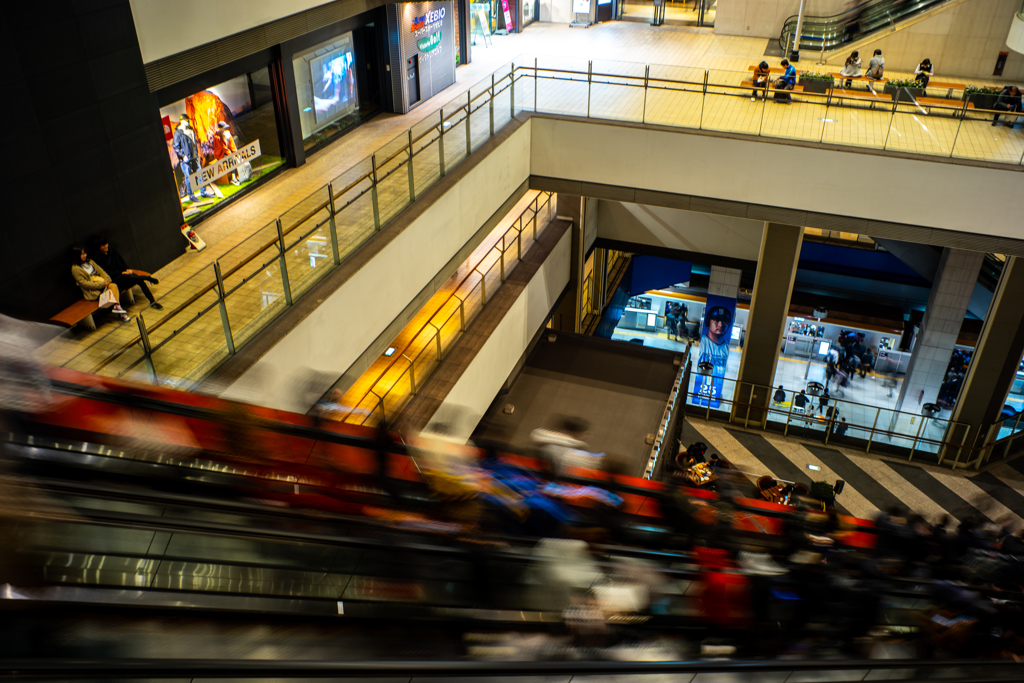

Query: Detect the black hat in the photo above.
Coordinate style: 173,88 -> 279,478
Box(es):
179,113 -> 190,122
706,306 -> 733,325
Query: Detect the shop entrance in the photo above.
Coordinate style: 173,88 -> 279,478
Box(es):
407,55 -> 422,107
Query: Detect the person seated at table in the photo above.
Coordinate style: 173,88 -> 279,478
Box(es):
833,418 -> 848,437
708,453 -> 721,469
914,58 -> 933,88
773,385 -> 786,404
90,237 -> 163,310
70,247 -> 131,322
773,59 -> 797,103
794,390 -> 809,413
992,85 -> 1023,127
752,60 -> 771,101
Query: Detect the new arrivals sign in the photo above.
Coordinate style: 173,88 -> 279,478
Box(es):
418,31 -> 442,51
188,140 -> 261,189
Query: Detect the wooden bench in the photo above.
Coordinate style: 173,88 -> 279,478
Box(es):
912,97 -> 974,116
830,88 -> 893,109
923,80 -> 966,99
740,80 -> 805,97
831,73 -> 888,88
50,300 -> 101,331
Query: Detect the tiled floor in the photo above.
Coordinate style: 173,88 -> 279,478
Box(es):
688,418 -> 1024,529
43,20 -> 1020,386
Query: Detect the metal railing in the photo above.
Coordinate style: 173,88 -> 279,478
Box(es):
334,192 -> 554,426
57,57 -> 1022,389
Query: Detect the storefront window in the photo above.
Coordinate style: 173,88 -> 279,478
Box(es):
293,31 -> 379,154
159,68 -> 285,220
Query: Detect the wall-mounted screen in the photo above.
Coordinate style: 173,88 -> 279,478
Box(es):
310,44 -> 356,124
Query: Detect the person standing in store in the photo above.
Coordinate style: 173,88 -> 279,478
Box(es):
172,113 -> 214,203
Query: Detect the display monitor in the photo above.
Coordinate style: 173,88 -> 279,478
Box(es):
310,44 -> 356,124
818,340 -> 831,356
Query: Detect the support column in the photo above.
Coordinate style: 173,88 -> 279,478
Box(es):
951,256 -> 1024,456
708,265 -> 741,299
550,194 -> 584,332
732,223 -> 803,425
895,248 -> 984,415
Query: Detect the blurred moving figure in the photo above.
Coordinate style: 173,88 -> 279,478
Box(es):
531,417 -> 604,476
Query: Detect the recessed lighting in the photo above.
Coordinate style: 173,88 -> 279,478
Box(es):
384,347 -> 396,356
819,118 -> 836,123
303,107 -> 313,112
807,464 -> 820,471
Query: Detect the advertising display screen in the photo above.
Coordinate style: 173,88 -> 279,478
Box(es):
692,295 -> 737,409
310,45 -> 356,124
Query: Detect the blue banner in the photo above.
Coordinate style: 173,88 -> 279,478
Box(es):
692,294 -> 736,409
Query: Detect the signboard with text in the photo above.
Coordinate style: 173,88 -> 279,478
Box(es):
500,0 -> 514,31
188,139 -> 261,189
572,0 -> 591,13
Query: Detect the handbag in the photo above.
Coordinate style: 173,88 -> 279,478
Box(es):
98,288 -> 116,309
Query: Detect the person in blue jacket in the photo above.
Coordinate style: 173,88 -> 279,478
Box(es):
774,59 -> 797,103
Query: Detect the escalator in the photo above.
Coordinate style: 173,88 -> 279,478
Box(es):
779,0 -> 963,55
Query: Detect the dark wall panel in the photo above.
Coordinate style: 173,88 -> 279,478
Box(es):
0,1 -> 184,321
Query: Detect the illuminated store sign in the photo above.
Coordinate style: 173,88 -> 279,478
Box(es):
417,32 -> 443,51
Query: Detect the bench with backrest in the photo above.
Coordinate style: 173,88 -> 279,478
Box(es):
740,80 -> 805,95
830,88 -> 893,108
49,275 -> 148,331
831,72 -> 888,88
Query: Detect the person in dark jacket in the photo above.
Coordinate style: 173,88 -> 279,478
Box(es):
752,60 -> 771,100
91,237 -> 163,310
992,85 -> 1022,126
172,113 -> 214,202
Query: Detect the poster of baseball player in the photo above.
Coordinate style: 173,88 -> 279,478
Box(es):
692,295 -> 736,409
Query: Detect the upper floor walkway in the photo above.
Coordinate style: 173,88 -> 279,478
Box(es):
40,20 -> 1023,394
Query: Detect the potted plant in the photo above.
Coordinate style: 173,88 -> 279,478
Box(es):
964,85 -> 1002,110
798,71 -> 835,95
884,78 -> 925,103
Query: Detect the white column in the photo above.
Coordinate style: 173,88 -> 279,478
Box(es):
708,266 -> 741,299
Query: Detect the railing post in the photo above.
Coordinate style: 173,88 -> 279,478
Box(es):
783,394 -> 795,436
534,58 -> 539,111
136,314 -> 158,383
465,91 -> 472,153
490,74 -> 495,137
406,130 -> 416,201
370,154 -> 381,231
500,249 -> 505,282
327,183 -> 341,266
213,261 -> 236,356
404,355 -> 417,393
866,407 -> 880,454
517,230 -> 522,261
480,269 -> 487,305
435,328 -> 443,360
438,116 -> 446,177
275,218 -> 293,306
587,60 -> 593,118
510,63 -> 516,117
642,64 -> 650,124
458,298 -> 465,330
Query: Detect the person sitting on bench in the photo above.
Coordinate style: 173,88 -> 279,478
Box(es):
914,58 -> 933,88
774,59 -> 796,103
70,247 -> 131,322
90,237 -> 163,310
752,61 -> 771,101
992,85 -> 1023,127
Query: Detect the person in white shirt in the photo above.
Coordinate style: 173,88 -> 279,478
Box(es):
839,51 -> 862,88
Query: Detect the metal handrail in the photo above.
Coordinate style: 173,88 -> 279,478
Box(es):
343,192 -> 553,425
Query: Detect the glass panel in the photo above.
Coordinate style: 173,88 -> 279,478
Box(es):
442,103 -> 470,171
643,65 -> 704,129
512,62 -> 529,115
223,246 -> 289,348
759,87 -> 828,142
411,111 -> 443,197
333,176 -> 377,259
885,105 -> 956,157
535,56 -> 589,117
98,338 -> 149,381
217,220 -> 280,281
373,134 -> 413,226
437,303 -> 463,357
282,197 -> 334,299
702,69 -> 764,135
147,304 -> 231,388
492,65 -> 514,132
588,60 -> 645,123
874,408 -> 918,452
951,106 -> 1024,164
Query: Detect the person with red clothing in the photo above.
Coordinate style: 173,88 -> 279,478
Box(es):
213,121 -> 240,185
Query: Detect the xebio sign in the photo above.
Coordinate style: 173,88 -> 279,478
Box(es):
411,7 -> 445,31
188,140 -> 262,189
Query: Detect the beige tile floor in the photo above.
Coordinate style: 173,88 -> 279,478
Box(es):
43,20 -> 1019,387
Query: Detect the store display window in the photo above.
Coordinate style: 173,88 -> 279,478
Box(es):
293,30 -> 380,154
159,68 -> 285,220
